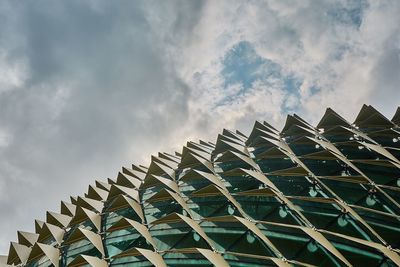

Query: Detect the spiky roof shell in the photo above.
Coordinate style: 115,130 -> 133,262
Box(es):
2,105 -> 400,267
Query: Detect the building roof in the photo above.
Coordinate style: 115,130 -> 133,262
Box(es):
2,105 -> 400,266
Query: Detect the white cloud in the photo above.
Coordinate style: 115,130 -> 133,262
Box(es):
0,129 -> 12,148
0,50 -> 28,91
173,0 -> 399,126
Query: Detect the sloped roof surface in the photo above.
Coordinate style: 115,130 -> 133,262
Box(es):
3,106 -> 400,267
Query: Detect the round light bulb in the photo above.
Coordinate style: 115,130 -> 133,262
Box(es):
366,195 -> 376,206
279,206 -> 288,218
193,232 -> 200,242
309,187 -> 318,197
337,215 -> 348,227
227,204 -> 235,215
246,232 -> 255,244
307,241 -> 318,253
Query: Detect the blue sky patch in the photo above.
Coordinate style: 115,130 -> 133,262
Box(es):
221,41 -> 280,89
219,41 -> 302,111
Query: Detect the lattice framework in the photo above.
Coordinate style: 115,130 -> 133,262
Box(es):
1,105 -> 400,267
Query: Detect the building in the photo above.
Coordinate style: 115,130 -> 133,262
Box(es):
1,105 -> 400,266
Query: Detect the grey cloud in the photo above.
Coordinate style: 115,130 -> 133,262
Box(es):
368,33 -> 400,115
0,0 -> 203,253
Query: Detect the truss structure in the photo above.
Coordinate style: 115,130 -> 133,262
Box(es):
2,105 -> 400,267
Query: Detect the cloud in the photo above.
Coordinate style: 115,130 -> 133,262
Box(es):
0,0 -> 202,252
176,0 -> 399,126
0,0 -> 399,254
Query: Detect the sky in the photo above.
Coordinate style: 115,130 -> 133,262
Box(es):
0,0 -> 399,254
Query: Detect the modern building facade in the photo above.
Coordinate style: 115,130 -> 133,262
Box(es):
1,105 -> 400,267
